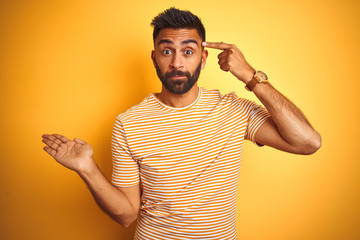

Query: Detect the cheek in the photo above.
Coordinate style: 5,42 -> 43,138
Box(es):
155,56 -> 170,68
185,55 -> 200,66
154,57 -> 165,68
190,57 -> 203,70
154,59 -> 170,75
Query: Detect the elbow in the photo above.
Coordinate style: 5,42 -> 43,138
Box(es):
119,219 -> 135,228
113,211 -> 139,228
299,132 -> 322,155
114,216 -> 136,228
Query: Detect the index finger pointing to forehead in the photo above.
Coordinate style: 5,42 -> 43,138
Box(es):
202,41 -> 232,50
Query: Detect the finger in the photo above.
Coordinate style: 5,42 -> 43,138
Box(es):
43,146 -> 57,158
43,134 -> 63,145
202,41 -> 233,50
42,138 -> 59,150
217,50 -> 230,60
74,138 -> 86,144
52,134 -> 71,143
218,57 -> 226,66
43,134 -> 63,142
220,62 -> 230,72
42,134 -> 57,142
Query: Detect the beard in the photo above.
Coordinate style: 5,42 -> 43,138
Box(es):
155,60 -> 202,94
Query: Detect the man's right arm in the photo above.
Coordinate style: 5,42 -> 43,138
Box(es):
42,134 -> 140,227
78,164 -> 140,227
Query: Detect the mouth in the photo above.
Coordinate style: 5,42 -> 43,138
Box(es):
169,75 -> 186,80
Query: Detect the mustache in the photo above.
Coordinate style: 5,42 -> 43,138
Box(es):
165,70 -> 191,78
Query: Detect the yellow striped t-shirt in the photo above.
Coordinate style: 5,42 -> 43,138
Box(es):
111,87 -> 270,239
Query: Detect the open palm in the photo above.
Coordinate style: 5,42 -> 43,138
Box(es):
42,134 -> 94,172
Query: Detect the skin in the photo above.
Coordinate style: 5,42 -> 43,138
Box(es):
42,134 -> 140,227
151,28 -> 208,108
42,27 -> 321,228
202,41 -> 321,154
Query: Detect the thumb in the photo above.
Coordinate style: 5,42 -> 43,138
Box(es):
73,138 -> 87,144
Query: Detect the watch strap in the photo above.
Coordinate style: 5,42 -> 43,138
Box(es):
245,76 -> 258,91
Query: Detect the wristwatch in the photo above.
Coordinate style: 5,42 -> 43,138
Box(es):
245,70 -> 268,91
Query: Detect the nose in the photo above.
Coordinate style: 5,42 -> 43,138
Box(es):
169,52 -> 183,70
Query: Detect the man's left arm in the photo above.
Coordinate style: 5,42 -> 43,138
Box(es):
203,41 -> 321,155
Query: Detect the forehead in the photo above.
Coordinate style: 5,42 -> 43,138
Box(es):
155,28 -> 202,46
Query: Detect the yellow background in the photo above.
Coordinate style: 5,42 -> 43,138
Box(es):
1,0 -> 359,239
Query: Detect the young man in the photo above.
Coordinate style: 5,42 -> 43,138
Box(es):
42,7 -> 321,240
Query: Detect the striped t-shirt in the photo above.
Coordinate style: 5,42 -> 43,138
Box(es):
111,87 -> 270,239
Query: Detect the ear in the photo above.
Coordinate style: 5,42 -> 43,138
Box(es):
151,50 -> 156,67
201,50 -> 208,70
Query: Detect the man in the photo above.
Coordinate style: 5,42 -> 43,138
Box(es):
42,7 -> 321,239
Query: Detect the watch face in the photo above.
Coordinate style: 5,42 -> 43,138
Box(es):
257,71 -> 268,81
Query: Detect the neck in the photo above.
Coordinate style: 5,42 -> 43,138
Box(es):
156,84 -> 200,108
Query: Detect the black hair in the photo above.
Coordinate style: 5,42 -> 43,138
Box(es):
151,7 -> 206,43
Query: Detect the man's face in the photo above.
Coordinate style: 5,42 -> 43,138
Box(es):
151,28 -> 208,94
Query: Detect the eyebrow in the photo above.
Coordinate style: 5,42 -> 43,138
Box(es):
158,39 -> 199,46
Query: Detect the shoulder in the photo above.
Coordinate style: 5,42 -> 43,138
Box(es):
202,88 -> 254,109
116,94 -> 156,123
200,88 -> 239,104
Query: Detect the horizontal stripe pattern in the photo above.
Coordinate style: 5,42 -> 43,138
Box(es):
111,88 -> 270,239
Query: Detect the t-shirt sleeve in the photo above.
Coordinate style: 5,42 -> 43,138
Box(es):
111,117 -> 140,187
244,100 -> 271,145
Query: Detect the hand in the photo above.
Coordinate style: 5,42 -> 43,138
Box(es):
203,41 -> 255,83
42,134 -> 94,173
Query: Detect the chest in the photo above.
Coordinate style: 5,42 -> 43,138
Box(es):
124,107 -> 248,163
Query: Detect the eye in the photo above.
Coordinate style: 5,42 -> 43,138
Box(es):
184,50 -> 193,55
162,49 -> 172,55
